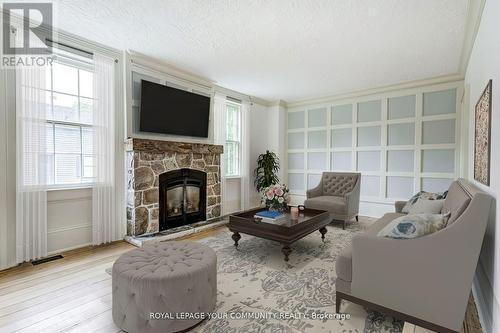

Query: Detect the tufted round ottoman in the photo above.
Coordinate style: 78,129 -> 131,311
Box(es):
112,241 -> 217,333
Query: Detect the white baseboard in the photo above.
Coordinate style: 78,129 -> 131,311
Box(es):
48,242 -> 93,256
472,262 -> 500,333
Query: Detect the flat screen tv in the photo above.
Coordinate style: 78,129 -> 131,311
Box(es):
139,80 -> 210,138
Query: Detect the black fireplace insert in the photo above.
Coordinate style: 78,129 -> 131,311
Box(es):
159,168 -> 207,231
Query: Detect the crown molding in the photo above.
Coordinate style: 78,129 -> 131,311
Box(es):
285,0 -> 484,108
267,100 -> 287,108
212,84 -> 271,106
127,51 -> 273,106
250,96 -> 273,107
2,8 -> 122,59
458,0 -> 486,76
285,74 -> 464,109
3,2 -> 483,109
127,50 -> 215,88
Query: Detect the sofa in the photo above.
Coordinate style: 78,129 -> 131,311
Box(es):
335,179 -> 492,333
304,172 -> 361,229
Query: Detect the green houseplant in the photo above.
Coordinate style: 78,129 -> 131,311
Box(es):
254,150 -> 280,193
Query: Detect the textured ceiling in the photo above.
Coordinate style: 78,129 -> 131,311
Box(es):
47,0 -> 467,102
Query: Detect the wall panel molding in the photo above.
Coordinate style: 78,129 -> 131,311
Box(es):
47,223 -> 92,235
286,81 -> 464,213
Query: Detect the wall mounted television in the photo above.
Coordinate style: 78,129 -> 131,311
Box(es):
139,80 -> 211,138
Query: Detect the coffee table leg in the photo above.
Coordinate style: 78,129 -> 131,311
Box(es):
282,245 -> 292,262
319,227 -> 327,242
231,232 -> 241,247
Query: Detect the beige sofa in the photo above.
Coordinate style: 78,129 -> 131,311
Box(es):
304,172 -> 361,229
335,179 -> 492,333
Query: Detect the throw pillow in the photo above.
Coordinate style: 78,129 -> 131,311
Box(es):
402,191 -> 448,213
377,213 -> 449,239
407,198 -> 444,214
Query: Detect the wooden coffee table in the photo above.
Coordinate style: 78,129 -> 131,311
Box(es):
228,207 -> 330,261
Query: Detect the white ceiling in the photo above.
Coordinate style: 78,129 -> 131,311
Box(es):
48,0 -> 468,102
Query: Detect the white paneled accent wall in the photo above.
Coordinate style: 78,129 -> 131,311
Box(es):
286,82 -> 463,216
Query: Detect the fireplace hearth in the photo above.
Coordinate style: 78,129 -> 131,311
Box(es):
159,168 -> 206,231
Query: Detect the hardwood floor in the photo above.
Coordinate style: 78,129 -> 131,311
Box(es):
0,225 -> 483,333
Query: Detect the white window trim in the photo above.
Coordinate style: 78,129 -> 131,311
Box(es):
43,56 -> 97,189
225,101 -> 242,177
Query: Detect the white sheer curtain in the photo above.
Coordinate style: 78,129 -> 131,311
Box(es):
240,101 -> 251,210
213,93 -> 227,215
92,54 -> 116,245
16,66 -> 48,263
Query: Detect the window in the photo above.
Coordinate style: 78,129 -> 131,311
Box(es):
224,102 -> 241,177
44,59 -> 96,186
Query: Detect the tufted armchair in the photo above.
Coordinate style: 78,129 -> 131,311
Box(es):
304,172 -> 361,229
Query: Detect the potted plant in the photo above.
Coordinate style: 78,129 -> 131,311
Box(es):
262,184 -> 289,212
254,150 -> 280,193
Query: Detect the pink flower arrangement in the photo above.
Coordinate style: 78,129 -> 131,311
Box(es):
262,184 -> 289,212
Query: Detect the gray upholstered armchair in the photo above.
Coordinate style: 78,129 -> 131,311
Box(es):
304,172 -> 361,229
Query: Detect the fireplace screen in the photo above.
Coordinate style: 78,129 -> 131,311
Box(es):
166,186 -> 184,217
159,168 -> 207,231
166,186 -> 200,217
185,186 -> 200,214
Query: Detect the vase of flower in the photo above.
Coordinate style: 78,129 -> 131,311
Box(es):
262,184 -> 289,212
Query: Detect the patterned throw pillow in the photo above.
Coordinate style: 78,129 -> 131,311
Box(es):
407,198 -> 444,214
402,191 -> 448,213
377,213 -> 450,239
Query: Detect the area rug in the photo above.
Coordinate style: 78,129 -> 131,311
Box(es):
188,220 -> 403,333
108,220 -> 403,333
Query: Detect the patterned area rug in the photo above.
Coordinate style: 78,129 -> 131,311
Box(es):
188,220 -> 403,333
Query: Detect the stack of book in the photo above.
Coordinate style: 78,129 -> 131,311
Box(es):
254,210 -> 287,224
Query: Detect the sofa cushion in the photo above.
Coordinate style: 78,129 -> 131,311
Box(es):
322,173 -> 357,196
335,213 -> 405,282
442,181 -> 471,225
304,195 -> 347,215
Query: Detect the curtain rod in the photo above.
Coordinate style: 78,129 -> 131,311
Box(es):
226,96 -> 242,104
46,38 -> 93,58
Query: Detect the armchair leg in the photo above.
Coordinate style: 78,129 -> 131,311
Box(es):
336,291 -> 342,313
343,220 -> 346,230
355,215 -> 359,222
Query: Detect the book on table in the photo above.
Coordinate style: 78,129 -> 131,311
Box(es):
254,210 -> 287,224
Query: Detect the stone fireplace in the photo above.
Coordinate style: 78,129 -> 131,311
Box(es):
126,138 -> 223,236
